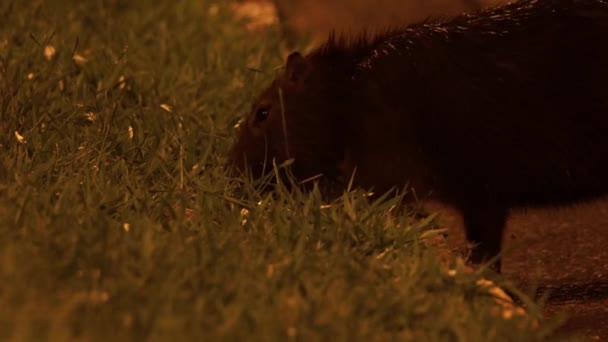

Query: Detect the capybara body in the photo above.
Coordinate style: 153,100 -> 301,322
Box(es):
229,0 -> 608,271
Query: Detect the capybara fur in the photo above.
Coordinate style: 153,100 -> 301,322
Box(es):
229,0 -> 608,271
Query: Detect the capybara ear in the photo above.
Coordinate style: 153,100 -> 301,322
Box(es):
285,52 -> 312,85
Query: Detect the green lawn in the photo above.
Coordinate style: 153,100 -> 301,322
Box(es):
0,0 -> 575,340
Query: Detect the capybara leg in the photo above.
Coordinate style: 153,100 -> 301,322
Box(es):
462,206 -> 508,272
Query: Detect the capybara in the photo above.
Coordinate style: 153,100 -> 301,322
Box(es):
229,0 -> 608,271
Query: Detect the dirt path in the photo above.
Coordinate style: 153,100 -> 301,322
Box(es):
505,202 -> 608,340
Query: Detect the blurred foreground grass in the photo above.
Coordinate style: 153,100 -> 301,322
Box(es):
0,0 -> 574,340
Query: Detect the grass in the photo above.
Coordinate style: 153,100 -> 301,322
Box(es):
0,0 -> 577,340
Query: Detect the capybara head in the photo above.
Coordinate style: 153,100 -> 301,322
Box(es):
229,51 -> 348,182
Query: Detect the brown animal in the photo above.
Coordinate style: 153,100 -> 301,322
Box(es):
229,0 -> 608,271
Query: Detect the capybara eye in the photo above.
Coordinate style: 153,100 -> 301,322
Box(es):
254,107 -> 270,123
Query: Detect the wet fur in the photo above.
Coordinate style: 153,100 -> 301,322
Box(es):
229,0 -> 608,271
